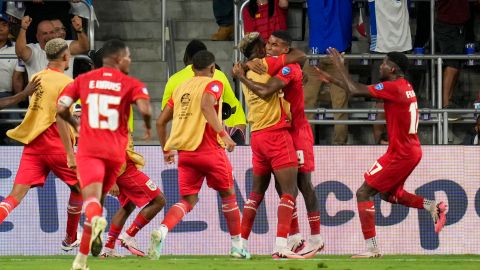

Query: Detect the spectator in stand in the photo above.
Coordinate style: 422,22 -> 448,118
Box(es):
242,0 -> 288,41
0,13 -> 25,99
303,0 -> 351,145
211,0 -> 234,41
15,15 -> 89,80
369,0 -> 412,143
462,115 -> 480,145
435,0 -> 470,109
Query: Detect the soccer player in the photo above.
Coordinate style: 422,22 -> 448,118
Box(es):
234,31 -> 324,258
57,39 -> 152,270
149,50 -> 249,259
232,32 -> 302,259
100,134 -> 166,257
162,39 -> 247,144
315,48 -> 447,258
0,38 -> 82,251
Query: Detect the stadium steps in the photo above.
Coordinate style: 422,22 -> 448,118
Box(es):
93,0 -> 168,143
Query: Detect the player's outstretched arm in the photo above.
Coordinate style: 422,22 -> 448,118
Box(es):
0,76 -> 40,110
201,92 -> 236,152
156,105 -> 174,163
327,47 -> 371,97
232,63 -> 285,99
285,48 -> 306,66
135,98 -> 152,140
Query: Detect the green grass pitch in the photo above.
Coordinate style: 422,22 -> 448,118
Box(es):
1,255 -> 480,270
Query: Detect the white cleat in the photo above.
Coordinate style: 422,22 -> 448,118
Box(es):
287,234 -> 305,253
90,216 -> 107,257
71,255 -> 89,270
118,233 -> 145,256
100,247 -> 125,258
298,238 -> 325,259
272,247 -> 304,259
351,249 -> 382,259
148,228 -> 166,260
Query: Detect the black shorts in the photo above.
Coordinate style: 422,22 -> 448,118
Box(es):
434,21 -> 466,69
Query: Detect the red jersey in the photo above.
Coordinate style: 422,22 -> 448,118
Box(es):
24,124 -> 65,154
60,67 -> 150,163
167,80 -> 224,152
368,78 -> 421,156
274,63 -> 309,130
242,0 -> 287,41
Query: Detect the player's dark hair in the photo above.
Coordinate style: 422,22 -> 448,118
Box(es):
386,52 -> 409,74
192,50 -> 215,70
271,30 -> 292,47
184,39 -> 207,65
101,39 -> 127,59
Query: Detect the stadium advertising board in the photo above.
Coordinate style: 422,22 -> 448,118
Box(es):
0,146 -> 478,255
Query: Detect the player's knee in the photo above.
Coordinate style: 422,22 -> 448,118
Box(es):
356,187 -> 370,201
153,192 -> 166,208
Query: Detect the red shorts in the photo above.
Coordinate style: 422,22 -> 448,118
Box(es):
290,124 -> 315,173
117,161 -> 161,208
177,148 -> 233,196
251,127 -> 298,176
76,155 -> 123,195
14,152 -> 78,188
364,150 -> 422,194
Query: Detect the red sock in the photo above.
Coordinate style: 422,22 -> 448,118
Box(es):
126,213 -> 150,237
79,197 -> 103,255
395,190 -> 424,209
307,211 -> 321,235
0,196 -> 19,224
357,201 -> 376,240
161,199 -> 192,231
277,194 -> 295,239
289,206 -> 300,235
105,223 -> 122,249
241,192 -> 264,239
65,191 -> 83,243
221,194 -> 241,236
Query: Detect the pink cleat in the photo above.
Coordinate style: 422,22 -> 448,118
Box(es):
298,238 -> 325,259
118,233 -> 145,257
287,235 -> 305,253
433,202 -> 447,233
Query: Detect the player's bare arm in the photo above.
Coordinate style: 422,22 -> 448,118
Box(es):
232,63 -> 285,99
0,76 -> 40,110
56,114 -> 76,169
243,48 -> 306,75
156,105 -> 175,164
327,47 -> 371,97
200,92 -> 236,152
57,97 -> 79,132
284,47 -> 306,66
135,98 -> 152,140
15,16 -> 33,62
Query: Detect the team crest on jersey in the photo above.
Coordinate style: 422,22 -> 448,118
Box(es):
142,88 -> 149,95
281,66 -> 291,76
211,84 -> 220,93
145,180 -> 157,191
374,83 -> 384,90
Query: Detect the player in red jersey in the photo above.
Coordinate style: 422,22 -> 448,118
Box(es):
0,39 -> 83,252
149,50 -> 249,259
57,39 -> 152,270
316,48 -> 447,258
235,31 -> 324,258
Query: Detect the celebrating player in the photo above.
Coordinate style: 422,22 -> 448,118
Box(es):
0,38 -> 82,251
233,32 -> 303,259
315,48 -> 447,258
149,50 -> 249,259
57,39 -> 152,270
234,31 -> 324,258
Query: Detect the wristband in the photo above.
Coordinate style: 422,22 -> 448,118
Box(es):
218,130 -> 227,137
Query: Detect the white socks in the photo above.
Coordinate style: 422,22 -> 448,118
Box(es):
231,235 -> 243,250
366,236 -> 378,251
423,199 -> 436,212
